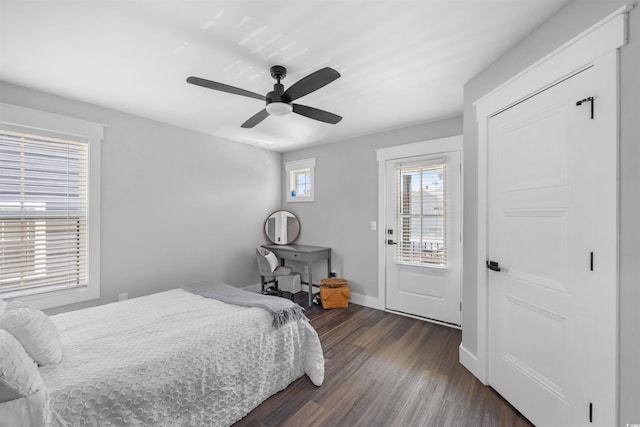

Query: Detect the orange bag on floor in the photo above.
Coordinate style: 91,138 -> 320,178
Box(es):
319,278 -> 349,309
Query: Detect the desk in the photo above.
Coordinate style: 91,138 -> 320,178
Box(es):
262,244 -> 331,306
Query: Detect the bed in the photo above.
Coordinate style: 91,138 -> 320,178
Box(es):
0,286 -> 324,426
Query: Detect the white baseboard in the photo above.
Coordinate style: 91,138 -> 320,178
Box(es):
459,343 -> 486,384
349,292 -> 384,310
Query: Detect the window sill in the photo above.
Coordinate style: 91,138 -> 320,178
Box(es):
286,197 -> 315,203
1,284 -> 100,311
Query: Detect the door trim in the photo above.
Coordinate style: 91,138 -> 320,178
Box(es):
468,7 -> 628,426
376,135 -> 463,317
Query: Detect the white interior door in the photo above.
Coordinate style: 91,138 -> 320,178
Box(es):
487,67 -> 613,426
385,151 -> 461,326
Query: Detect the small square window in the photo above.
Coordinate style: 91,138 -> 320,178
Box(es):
286,158 -> 315,202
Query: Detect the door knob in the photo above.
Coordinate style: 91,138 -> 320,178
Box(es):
387,240 -> 397,245
486,260 -> 501,272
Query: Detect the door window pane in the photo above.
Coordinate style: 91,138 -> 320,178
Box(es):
396,163 -> 446,266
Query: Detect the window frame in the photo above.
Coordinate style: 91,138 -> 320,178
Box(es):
285,158 -> 316,203
0,102 -> 103,310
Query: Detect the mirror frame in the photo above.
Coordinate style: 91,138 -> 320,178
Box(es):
264,210 -> 300,245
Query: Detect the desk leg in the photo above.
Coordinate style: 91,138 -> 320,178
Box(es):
308,262 -> 313,307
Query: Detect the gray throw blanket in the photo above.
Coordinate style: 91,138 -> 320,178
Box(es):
182,282 -> 306,328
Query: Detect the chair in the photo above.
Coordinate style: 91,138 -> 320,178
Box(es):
256,247 -> 293,293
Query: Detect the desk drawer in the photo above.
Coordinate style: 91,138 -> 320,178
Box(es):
276,251 -> 311,262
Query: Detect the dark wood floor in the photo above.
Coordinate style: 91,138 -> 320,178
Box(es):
234,293 -> 533,427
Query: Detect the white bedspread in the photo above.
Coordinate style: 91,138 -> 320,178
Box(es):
37,289 -> 324,426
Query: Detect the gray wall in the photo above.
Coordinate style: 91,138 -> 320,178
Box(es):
0,81 -> 282,315
281,117 -> 462,298
462,1 -> 640,424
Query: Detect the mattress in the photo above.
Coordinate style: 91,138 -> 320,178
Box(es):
33,288 -> 323,426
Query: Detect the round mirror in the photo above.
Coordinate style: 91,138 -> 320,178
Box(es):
264,210 -> 300,245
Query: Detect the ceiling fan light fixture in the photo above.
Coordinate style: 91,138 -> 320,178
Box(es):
266,102 -> 293,116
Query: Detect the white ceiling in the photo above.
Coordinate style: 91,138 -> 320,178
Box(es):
0,0 -> 570,152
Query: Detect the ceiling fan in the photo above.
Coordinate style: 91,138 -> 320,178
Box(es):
187,65 -> 342,128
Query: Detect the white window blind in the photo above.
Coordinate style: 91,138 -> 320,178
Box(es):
396,161 -> 447,267
0,130 -> 89,295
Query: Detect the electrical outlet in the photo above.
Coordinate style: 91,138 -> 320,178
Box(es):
370,221 -> 377,231
118,293 -> 128,301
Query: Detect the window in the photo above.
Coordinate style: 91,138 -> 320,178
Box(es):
0,103 -> 102,309
396,161 -> 446,267
286,158 -> 315,202
294,170 -> 311,197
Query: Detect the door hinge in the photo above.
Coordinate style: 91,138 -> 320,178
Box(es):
590,252 -> 594,271
576,96 -> 595,119
589,402 -> 593,423
460,302 -> 462,312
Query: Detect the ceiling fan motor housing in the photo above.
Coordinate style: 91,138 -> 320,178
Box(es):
265,83 -> 293,115
266,83 -> 290,104
266,66 -> 293,115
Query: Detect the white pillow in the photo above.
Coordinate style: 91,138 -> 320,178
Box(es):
264,250 -> 279,273
0,329 -> 44,403
0,301 -> 62,366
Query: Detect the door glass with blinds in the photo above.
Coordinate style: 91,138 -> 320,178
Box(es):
396,161 -> 446,267
0,130 -> 88,296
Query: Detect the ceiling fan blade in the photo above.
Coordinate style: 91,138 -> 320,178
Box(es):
187,76 -> 266,101
283,67 -> 340,101
241,109 -> 270,128
292,104 -> 342,124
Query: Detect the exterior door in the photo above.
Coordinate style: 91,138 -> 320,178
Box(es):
385,151 -> 461,326
487,67 -> 609,426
